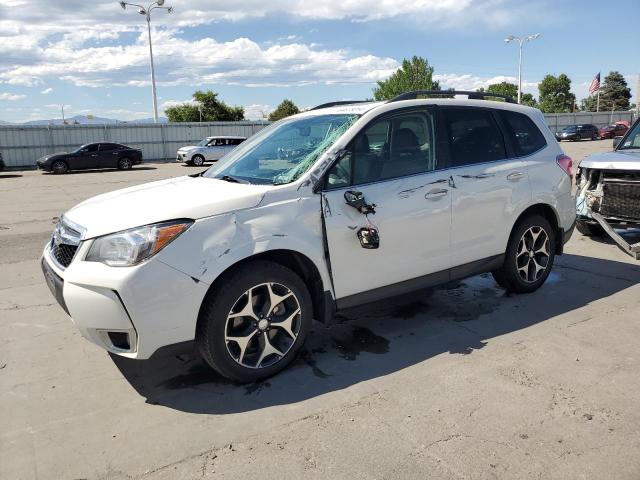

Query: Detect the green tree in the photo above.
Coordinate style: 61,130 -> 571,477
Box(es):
538,74 -> 576,113
581,72 -> 631,112
599,71 -> 631,111
165,90 -> 244,122
477,81 -> 538,107
373,56 -> 441,101
268,99 -> 300,121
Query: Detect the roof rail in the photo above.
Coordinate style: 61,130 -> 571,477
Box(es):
387,90 -> 517,104
310,100 -> 372,111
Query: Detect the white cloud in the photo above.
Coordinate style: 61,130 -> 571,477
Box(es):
435,74 -> 538,96
0,92 -> 26,100
243,104 -> 273,120
40,87 -> 53,94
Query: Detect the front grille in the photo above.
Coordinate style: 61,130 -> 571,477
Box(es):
49,217 -> 84,269
601,181 -> 640,220
51,243 -> 78,268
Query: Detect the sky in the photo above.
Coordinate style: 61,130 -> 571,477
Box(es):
0,0 -> 638,123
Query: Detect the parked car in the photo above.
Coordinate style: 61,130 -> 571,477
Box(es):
41,92 -> 575,382
0,152 -> 4,171
575,118 -> 640,258
36,143 -> 143,174
555,124 -> 599,141
176,136 -> 246,166
598,123 -> 628,140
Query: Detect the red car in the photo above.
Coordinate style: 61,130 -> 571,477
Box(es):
598,123 -> 628,139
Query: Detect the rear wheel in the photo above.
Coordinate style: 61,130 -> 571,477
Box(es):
51,160 -> 68,174
192,154 -> 205,167
493,215 -> 556,293
576,219 -> 605,237
197,260 -> 312,383
117,157 -> 132,170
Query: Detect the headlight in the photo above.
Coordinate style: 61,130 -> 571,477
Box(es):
86,220 -> 193,267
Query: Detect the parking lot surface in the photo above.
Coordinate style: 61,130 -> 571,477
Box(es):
2,140 -> 640,479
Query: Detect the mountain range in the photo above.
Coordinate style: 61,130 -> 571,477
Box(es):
0,115 -> 168,125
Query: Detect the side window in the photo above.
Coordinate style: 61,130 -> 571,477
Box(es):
500,110 -> 547,156
84,144 -> 99,153
324,110 -> 436,189
99,143 -> 117,151
443,108 -> 506,167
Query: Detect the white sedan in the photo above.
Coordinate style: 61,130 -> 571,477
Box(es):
176,136 -> 246,166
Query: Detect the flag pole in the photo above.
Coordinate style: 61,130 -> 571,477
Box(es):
596,90 -> 600,113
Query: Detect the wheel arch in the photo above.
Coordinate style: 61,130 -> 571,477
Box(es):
195,249 -> 334,339
512,203 -> 564,254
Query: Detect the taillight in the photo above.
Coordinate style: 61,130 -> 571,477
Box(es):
556,154 -> 573,181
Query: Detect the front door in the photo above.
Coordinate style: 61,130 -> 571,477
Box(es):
440,107 -> 531,266
75,143 -> 99,169
321,108 -> 452,303
97,143 -> 118,168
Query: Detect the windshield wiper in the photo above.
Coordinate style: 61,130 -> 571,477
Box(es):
219,174 -> 250,184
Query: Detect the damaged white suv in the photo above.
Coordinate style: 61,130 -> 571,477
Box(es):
42,92 -> 575,382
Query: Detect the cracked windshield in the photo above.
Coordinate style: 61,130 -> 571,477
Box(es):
204,114 -> 359,184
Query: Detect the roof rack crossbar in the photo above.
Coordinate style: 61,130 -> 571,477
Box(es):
387,90 -> 517,104
310,100 -> 372,111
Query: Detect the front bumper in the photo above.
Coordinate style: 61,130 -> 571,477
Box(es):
41,242 -> 210,359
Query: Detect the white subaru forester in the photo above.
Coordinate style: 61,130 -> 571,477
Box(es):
42,92 -> 575,382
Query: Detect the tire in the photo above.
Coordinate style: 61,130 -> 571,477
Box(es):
117,157 -> 132,170
492,215 -> 556,294
192,155 -> 205,167
51,160 -> 68,174
197,260 -> 313,383
576,219 -> 605,237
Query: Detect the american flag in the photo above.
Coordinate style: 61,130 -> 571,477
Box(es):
589,73 -> 600,95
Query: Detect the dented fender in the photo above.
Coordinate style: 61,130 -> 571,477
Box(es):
155,189 -> 334,296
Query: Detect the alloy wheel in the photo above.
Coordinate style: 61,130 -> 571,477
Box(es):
515,226 -> 550,283
224,282 -> 301,369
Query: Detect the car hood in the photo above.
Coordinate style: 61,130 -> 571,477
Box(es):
64,175 -> 270,239
178,146 -> 200,152
580,150 -> 640,171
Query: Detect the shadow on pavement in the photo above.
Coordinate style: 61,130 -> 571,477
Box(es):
0,174 -> 23,179
111,253 -> 640,414
41,166 -> 157,175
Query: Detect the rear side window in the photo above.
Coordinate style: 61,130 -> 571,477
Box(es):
499,111 -> 547,157
442,108 -> 506,167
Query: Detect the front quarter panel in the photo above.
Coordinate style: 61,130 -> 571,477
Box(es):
155,189 -> 333,294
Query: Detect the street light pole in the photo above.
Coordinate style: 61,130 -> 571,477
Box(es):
119,1 -> 173,123
504,33 -> 540,104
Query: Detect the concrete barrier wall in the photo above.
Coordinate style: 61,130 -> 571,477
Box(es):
0,121 -> 269,168
0,111 -> 637,168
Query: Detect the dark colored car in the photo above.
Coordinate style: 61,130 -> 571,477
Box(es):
0,152 -> 5,171
598,123 -> 628,140
36,142 -> 143,174
555,124 -> 599,141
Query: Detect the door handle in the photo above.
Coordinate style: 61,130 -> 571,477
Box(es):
458,173 -> 494,179
507,171 -> 525,181
90,154 -> 98,157
425,188 -> 448,199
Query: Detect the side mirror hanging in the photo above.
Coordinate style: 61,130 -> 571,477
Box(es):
344,190 -> 376,215
357,227 -> 379,249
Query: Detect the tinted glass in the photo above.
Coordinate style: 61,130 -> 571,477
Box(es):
443,108 -> 506,166
82,144 -> 99,153
99,143 -> 117,151
500,110 -> 547,156
325,110 -> 436,188
618,121 -> 640,150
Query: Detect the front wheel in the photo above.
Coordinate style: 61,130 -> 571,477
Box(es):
492,215 -> 556,293
192,155 -> 205,167
576,219 -> 605,237
197,260 -> 312,383
51,160 -> 68,174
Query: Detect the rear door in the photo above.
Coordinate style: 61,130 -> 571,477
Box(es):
321,107 -> 453,303
442,107 -> 531,266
